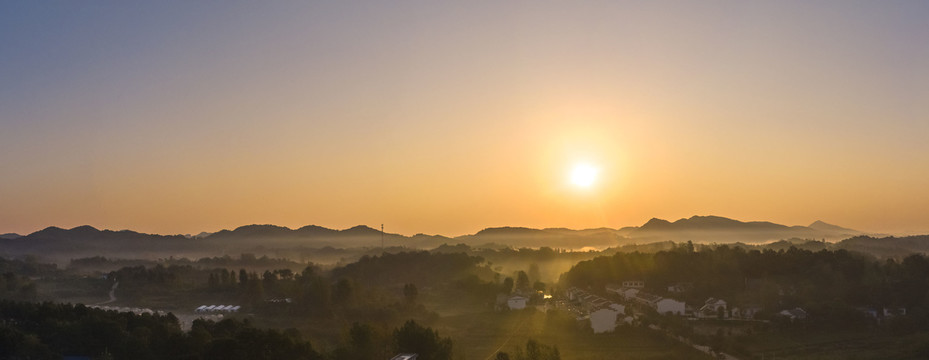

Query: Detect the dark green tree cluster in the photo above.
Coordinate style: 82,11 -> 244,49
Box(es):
564,246 -> 929,332
0,272 -> 37,301
331,251 -> 491,287
495,339 -> 560,360
0,256 -> 59,277
393,320 -> 453,360
0,300 -> 321,360
328,320 -> 453,360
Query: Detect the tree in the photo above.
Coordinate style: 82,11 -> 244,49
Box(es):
394,320 -> 452,360
516,271 -> 530,290
528,263 -> 541,284
502,277 -> 514,294
332,278 -> 354,305
403,283 -> 418,304
515,339 -> 560,360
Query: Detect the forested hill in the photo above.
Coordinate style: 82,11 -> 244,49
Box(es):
0,217 -> 914,262
563,246 -> 929,325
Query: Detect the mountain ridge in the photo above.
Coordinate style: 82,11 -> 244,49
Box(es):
4,215 -> 871,244
0,216 -> 884,262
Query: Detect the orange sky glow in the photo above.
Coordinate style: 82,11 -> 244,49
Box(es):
2,2 -> 928,236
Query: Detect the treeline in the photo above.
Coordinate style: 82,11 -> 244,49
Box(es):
331,251 -> 493,287
69,254 -> 305,273
0,300 -> 462,360
0,257 -> 51,301
563,245 -> 929,332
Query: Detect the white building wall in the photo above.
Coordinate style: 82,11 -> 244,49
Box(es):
590,308 -> 619,333
656,299 -> 685,315
508,297 -> 527,310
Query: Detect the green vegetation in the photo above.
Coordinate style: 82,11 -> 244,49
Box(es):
8,242 -> 929,359
564,245 -> 929,358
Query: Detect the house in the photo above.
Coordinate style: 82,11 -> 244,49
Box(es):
390,354 -> 418,360
589,308 -> 620,333
632,291 -> 685,316
731,305 -> 762,320
622,280 -> 645,288
633,291 -> 662,307
667,282 -> 693,293
699,298 -> 728,318
883,308 -> 906,317
655,298 -> 685,315
621,288 -> 640,301
508,296 -> 528,310
605,284 -> 625,297
778,307 -> 808,321
609,303 -> 625,313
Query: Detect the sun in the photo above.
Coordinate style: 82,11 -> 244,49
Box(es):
569,163 -> 599,188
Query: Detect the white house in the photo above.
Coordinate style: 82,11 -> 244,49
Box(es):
656,298 -> 685,315
606,284 -> 624,296
622,280 -> 645,289
589,308 -> 619,333
609,303 -> 625,313
779,307 -> 808,321
391,354 -> 419,360
699,298 -> 728,318
508,296 -> 528,310
621,288 -> 640,301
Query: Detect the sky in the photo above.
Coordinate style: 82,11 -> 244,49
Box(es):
2,1 -> 928,237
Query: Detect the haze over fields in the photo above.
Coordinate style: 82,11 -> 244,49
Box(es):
3,2 -> 929,238
5,3 -> 929,360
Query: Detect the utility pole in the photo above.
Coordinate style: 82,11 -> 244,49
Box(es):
381,224 -> 384,250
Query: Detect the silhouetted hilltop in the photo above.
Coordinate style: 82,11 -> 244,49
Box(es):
0,216 -> 894,262
474,227 -> 549,237
640,217 -> 674,230
0,225 -> 189,260
837,235 -> 929,257
295,225 -> 339,237
628,215 -> 864,243
638,215 -> 789,232
200,224 -> 407,249
457,226 -> 620,249
340,225 -> 383,236
809,220 -> 861,234
0,233 -> 20,240
208,224 -> 293,239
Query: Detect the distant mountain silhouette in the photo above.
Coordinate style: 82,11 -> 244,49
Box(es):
0,233 -> 21,240
201,224 -> 406,249
0,225 -> 189,260
295,225 -> 339,237
637,215 -> 789,232
836,235 -> 929,258
809,220 -> 860,234
474,227 -> 549,237
340,225 -> 383,237
458,226 -> 621,249
0,216 -> 883,261
626,215 -> 865,243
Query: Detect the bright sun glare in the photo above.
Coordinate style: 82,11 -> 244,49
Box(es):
570,164 -> 599,188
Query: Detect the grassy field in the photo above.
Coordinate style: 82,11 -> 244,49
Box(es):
730,329 -> 929,359
436,308 -> 714,360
